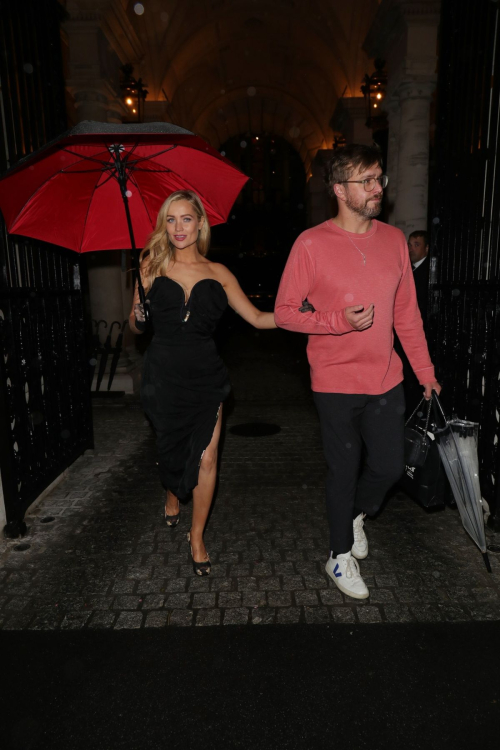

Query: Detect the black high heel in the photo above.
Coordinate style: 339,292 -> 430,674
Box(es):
187,531 -> 211,576
164,505 -> 180,527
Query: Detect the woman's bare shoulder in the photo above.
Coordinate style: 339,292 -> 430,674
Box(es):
207,261 -> 235,285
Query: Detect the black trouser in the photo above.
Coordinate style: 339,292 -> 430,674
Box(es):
313,384 -> 405,554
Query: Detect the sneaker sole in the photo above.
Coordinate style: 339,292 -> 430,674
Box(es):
351,547 -> 368,560
325,563 -> 369,600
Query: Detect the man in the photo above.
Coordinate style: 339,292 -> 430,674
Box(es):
408,230 -> 430,323
274,144 -> 441,600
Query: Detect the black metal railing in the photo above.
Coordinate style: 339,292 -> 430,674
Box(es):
429,0 -> 500,525
0,0 -> 93,534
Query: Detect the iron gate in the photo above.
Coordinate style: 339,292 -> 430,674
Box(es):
429,0 -> 500,526
0,0 -> 93,534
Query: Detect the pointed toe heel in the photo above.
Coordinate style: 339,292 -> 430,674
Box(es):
187,531 -> 211,576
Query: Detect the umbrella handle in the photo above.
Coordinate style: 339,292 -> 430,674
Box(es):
94,319 -> 108,333
113,152 -> 150,322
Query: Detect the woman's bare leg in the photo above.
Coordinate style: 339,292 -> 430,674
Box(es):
165,490 -> 179,517
190,406 -> 223,561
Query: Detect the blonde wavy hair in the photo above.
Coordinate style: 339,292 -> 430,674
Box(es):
140,190 -> 211,291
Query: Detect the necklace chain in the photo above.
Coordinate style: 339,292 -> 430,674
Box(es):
345,233 -> 368,265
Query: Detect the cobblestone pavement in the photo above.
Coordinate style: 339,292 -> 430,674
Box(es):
1,326 -> 500,629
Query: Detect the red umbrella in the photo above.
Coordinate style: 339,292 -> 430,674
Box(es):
0,121 -> 248,309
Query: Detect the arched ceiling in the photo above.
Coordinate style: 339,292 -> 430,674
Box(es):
85,0 -> 380,171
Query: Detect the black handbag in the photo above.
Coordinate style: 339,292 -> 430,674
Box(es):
404,397 -> 432,468
399,395 -> 447,508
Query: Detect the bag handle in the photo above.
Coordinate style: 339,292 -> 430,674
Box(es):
430,390 -> 448,430
405,394 -> 433,433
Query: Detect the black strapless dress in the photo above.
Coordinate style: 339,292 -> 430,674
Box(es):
141,277 -> 231,499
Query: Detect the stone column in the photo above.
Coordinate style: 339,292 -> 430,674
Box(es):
330,97 -> 373,146
385,96 -> 401,226
363,0 -> 440,233
64,5 -> 134,389
394,81 -> 435,236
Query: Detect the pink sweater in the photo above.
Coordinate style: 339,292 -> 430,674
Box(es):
274,219 -> 435,395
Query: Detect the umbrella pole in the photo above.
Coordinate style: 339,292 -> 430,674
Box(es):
482,552 -> 492,573
110,145 -> 149,319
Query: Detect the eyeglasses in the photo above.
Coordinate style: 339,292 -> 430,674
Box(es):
339,175 -> 389,192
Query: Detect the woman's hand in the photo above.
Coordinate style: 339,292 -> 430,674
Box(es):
134,303 -> 146,324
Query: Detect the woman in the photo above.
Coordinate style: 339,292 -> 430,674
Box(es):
130,190 -> 276,576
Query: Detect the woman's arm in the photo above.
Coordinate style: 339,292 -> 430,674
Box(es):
216,265 -> 277,330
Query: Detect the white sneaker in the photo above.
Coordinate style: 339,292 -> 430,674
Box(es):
325,551 -> 369,600
352,513 -> 368,560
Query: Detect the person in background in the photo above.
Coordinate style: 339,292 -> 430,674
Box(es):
408,231 -> 430,324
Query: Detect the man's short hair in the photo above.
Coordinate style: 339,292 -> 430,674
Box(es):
409,230 -> 429,246
324,143 -> 383,197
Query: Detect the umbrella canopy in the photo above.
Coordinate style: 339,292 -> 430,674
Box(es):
433,396 -> 491,572
0,121 -> 248,253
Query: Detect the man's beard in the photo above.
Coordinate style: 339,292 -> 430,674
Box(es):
344,193 -> 382,219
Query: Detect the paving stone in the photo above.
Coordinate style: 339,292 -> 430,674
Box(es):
274,562 -> 296,575
469,603 -> 500,621
330,607 -> 356,623
165,578 -> 188,593
88,612 -> 117,629
472,587 -> 499,602
3,597 -> 31,612
223,608 -> 249,625
144,611 -> 170,628
217,553 -> 240,563
114,612 -> 143,629
165,593 -> 191,609
61,612 -> 92,630
267,591 -> 292,607
251,608 -> 275,624
304,575 -> 328,589
276,607 -> 301,624
192,593 -> 216,608
437,604 -> 470,622
252,563 -> 273,577
320,589 -> 344,605
411,605 -> 442,622
237,577 -> 257,591
2,613 -> 34,629
368,588 -> 396,604
112,596 -> 142,610
112,581 -> 136,594
169,609 -> 193,626
356,606 -> 383,624
195,609 -> 221,626
383,605 -> 415,623
229,564 -> 251,577
210,578 -> 233,592
374,575 -> 399,587
282,575 -> 304,591
142,594 -> 165,609
218,592 -> 242,608
258,576 -> 281,591
28,614 -> 62,630
242,591 -> 267,607
304,606 -> 330,624
294,591 -> 319,606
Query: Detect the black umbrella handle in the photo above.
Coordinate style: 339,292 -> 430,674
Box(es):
110,144 -> 150,321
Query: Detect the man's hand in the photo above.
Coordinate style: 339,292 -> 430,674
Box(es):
423,381 -> 442,400
345,304 -> 374,331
